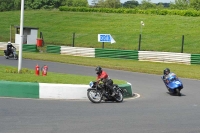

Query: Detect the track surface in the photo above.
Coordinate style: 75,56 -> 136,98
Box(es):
0,56 -> 200,133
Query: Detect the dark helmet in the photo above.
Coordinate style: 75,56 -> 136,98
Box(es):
163,68 -> 170,75
95,66 -> 102,75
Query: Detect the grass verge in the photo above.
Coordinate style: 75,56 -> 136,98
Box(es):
0,51 -> 199,80
0,10 -> 200,53
0,64 -> 126,84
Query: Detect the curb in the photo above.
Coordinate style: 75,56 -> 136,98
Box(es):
0,81 -> 133,100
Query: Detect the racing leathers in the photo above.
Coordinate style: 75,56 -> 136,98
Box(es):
96,70 -> 116,96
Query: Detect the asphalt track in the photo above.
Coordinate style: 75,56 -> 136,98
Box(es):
0,56 -> 200,133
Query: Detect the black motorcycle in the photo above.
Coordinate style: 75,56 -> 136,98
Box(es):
4,48 -> 18,60
87,81 -> 125,103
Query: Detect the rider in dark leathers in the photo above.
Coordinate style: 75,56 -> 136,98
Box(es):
6,41 -> 15,56
95,66 -> 116,96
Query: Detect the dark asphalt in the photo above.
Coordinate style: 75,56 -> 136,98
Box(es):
0,56 -> 200,133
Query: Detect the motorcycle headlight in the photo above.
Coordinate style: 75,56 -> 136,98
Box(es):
89,81 -> 94,88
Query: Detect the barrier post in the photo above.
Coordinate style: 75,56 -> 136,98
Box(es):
181,35 -> 184,53
138,34 -> 141,51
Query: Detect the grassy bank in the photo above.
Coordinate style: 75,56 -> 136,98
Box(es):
0,64 -> 126,84
0,51 -> 199,80
0,10 -> 200,53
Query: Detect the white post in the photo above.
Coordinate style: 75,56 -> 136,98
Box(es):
18,0 -> 24,73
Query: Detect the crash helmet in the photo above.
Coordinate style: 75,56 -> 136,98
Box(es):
163,68 -> 170,75
95,66 -> 102,75
8,41 -> 11,45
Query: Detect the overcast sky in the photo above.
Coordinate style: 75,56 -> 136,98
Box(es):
88,0 -> 175,5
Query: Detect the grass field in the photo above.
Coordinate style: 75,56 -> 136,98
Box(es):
0,51 -> 199,80
0,64 -> 126,84
0,10 -> 200,53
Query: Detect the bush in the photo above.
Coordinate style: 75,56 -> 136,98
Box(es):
59,6 -> 200,17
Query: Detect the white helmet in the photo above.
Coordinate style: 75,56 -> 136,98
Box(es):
8,41 -> 11,45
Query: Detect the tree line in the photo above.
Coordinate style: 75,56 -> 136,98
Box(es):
0,0 -> 200,12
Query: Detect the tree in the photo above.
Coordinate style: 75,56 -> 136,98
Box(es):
96,0 -> 105,8
170,0 -> 189,10
139,0 -> 156,9
72,0 -> 88,7
123,0 -> 139,8
104,0 -> 121,8
190,0 -> 200,10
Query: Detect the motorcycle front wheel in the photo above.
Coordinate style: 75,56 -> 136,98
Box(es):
87,90 -> 102,103
115,91 -> 123,102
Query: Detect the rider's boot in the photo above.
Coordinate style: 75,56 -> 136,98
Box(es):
111,86 -> 117,96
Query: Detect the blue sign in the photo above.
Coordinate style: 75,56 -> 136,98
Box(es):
99,34 -> 110,42
98,34 -> 116,44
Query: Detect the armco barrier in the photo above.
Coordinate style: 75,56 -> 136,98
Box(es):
0,43 -> 37,52
0,81 -> 39,98
23,44 -> 37,52
139,51 -> 191,64
191,54 -> 200,65
46,45 -> 61,54
60,46 -> 95,57
95,48 -> 138,60
0,81 -> 133,100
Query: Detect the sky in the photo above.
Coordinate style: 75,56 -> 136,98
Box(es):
88,0 -> 175,5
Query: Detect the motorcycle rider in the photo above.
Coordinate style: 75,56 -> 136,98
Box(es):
95,66 -> 116,96
163,68 -> 170,83
6,41 -> 15,57
163,68 -> 177,83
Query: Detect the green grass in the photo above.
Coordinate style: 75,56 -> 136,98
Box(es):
1,51 -> 199,80
0,10 -> 200,53
0,64 -> 127,84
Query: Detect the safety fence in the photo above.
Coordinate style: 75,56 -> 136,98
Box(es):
191,54 -> 200,65
45,45 -> 200,65
95,48 -> 138,60
138,51 -> 191,65
23,44 -> 37,52
60,46 -> 95,57
1,43 -> 199,65
46,45 -> 61,54
0,43 -> 37,52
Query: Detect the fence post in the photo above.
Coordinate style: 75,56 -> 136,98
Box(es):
138,34 -> 141,51
102,42 -> 104,49
72,32 -> 75,47
181,35 -> 184,53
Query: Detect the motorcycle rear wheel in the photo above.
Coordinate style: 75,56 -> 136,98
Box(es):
87,90 -> 102,103
15,55 -> 18,60
176,88 -> 181,96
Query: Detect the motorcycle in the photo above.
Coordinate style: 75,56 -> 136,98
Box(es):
4,47 -> 18,60
87,81 -> 125,103
161,73 -> 183,96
